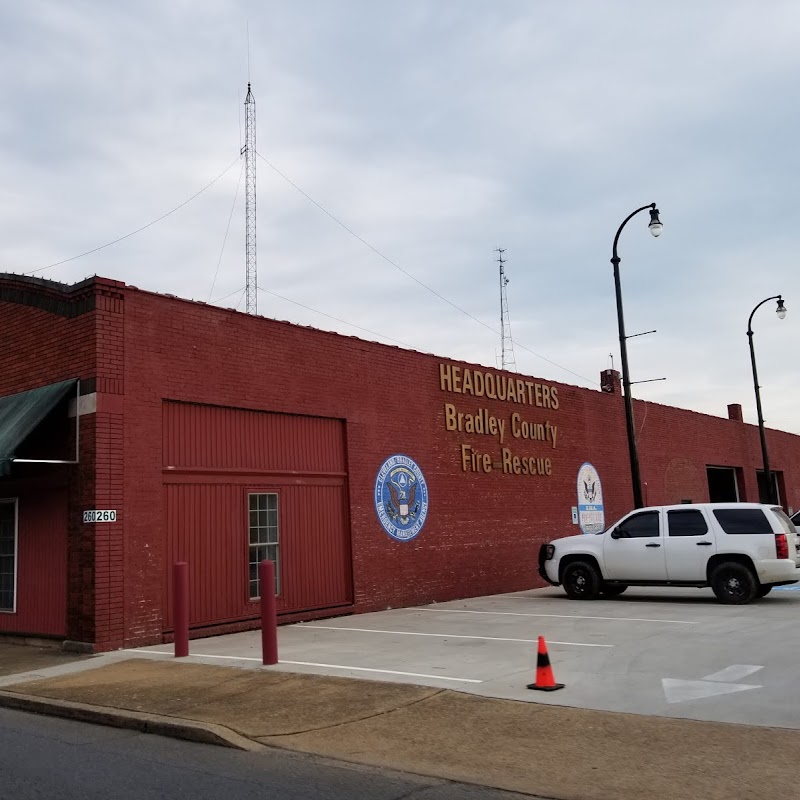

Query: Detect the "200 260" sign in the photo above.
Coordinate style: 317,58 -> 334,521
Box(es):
83,510 -> 117,523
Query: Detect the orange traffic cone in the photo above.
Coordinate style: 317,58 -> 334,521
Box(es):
526,636 -> 564,691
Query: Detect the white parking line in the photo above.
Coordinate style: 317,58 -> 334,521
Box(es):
125,648 -> 173,656
417,608 -> 697,624
279,661 -> 484,683
125,649 -> 263,661
300,624 -> 612,647
125,649 -> 483,683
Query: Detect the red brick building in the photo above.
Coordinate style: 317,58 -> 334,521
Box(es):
1,273 -> 798,651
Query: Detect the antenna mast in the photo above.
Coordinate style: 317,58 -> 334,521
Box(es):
242,82 -> 257,314
497,248 -> 516,372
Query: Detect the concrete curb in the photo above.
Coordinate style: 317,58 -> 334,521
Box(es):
0,691 -> 264,752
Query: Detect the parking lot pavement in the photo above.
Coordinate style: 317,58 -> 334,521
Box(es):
130,586 -> 800,730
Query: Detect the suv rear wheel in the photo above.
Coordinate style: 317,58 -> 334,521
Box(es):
562,561 -> 601,600
711,562 -> 758,604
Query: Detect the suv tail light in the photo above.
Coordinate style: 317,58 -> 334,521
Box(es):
775,533 -> 789,560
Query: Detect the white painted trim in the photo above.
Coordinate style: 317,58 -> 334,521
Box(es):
0,499 -> 18,614
68,392 -> 96,418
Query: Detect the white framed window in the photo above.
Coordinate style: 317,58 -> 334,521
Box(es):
248,493 -> 280,600
0,499 -> 18,613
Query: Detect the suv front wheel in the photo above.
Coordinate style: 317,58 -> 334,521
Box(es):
562,560 -> 602,600
711,562 -> 758,605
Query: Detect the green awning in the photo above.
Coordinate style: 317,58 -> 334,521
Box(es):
0,379 -> 78,472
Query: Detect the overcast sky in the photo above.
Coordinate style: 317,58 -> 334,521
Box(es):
1,1 -> 798,433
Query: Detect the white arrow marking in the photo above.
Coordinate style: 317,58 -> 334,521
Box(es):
703,665 -> 763,683
662,678 -> 761,704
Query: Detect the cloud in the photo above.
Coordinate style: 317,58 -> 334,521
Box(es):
0,0 -> 799,435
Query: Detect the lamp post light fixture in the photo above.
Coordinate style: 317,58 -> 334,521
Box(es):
747,295 -> 787,505
610,203 -> 663,509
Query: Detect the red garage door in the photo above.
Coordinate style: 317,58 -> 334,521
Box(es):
162,402 -> 352,631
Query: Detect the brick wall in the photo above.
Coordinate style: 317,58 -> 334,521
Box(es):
0,275 -> 98,645
4,274 -> 800,649
118,285 -> 800,646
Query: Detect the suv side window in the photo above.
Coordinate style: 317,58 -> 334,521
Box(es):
667,510 -> 708,537
712,509 -> 773,534
616,511 -> 660,538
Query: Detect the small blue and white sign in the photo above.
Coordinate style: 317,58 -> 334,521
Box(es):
375,454 -> 429,542
577,462 -> 605,534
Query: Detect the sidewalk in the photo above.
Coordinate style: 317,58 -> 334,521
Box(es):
0,639 -> 90,677
0,652 -> 796,800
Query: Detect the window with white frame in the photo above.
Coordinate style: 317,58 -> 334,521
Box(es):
0,500 -> 17,612
248,493 -> 280,600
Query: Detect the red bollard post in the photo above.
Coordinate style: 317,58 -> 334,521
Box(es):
260,560 -> 278,665
173,561 -> 189,658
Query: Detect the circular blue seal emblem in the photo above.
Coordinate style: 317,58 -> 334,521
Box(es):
577,462 -> 605,535
374,454 -> 429,541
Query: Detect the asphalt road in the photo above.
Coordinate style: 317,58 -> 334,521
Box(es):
0,707 -> 534,800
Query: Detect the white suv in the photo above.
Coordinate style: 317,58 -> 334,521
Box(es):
538,503 -> 800,604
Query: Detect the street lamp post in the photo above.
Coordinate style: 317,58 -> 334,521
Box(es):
610,203 -> 662,509
747,295 -> 787,505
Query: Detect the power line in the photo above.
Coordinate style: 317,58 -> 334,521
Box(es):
257,286 -> 415,349
256,150 -> 598,386
14,139 -> 598,386
21,156 -> 241,276
211,286 -> 246,305
255,151 -> 491,326
209,159 -> 245,301
515,341 -> 596,386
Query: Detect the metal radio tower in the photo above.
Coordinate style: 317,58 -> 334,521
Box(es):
497,248 -> 517,372
242,83 -> 257,314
